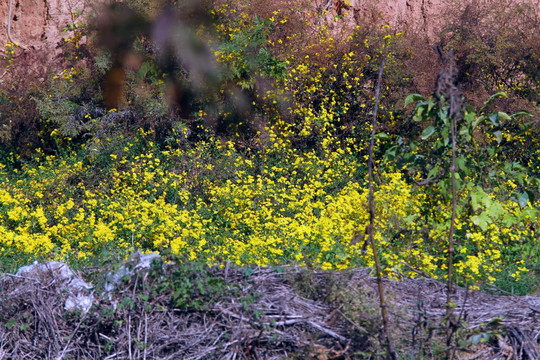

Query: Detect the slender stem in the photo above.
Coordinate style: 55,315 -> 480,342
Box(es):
446,100 -> 458,360
367,55 -> 397,360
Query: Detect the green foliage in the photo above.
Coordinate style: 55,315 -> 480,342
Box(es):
216,15 -> 287,89
398,90 -> 539,289
160,259 -> 231,311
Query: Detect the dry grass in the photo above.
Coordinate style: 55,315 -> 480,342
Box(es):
0,256 -> 539,359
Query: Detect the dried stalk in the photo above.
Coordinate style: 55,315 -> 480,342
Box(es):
1,263 -> 539,358
366,54 -> 397,360
446,96 -> 458,359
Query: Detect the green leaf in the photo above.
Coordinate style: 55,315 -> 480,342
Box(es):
427,98 -> 436,112
463,110 -> 476,124
375,132 -> 390,140
472,212 -> 490,231
472,115 -> 485,129
488,317 -> 503,326
488,113 -> 500,127
484,91 -> 507,106
518,192 -> 529,208
511,110 -> 533,118
493,130 -> 503,144
427,166 -> 440,179
471,187 -> 491,211
421,126 -> 436,140
497,112 -> 511,121
502,213 -> 518,227
438,108 -> 450,126
413,105 -> 426,122
441,127 -> 449,146
459,126 -> 472,142
385,145 -> 398,160
518,121 -> 535,135
456,156 -> 467,172
512,162 -> 525,171
471,334 -> 484,345
463,112 -> 476,128
413,114 -> 423,122
6,319 -> 16,329
486,201 -> 505,219
404,93 -> 425,107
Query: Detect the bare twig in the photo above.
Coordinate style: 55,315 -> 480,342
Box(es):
334,308 -> 368,333
366,53 -> 397,360
306,321 -> 348,343
128,314 -> 132,359
143,312 -> 148,360
398,261 -> 432,279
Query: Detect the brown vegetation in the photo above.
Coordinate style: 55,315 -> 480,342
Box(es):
1,259 -> 539,359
